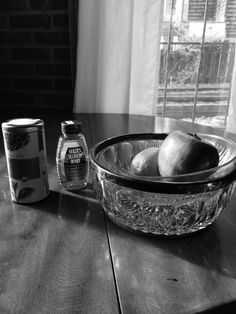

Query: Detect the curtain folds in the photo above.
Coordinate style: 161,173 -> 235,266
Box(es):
226,49 -> 236,134
73,0 -> 164,115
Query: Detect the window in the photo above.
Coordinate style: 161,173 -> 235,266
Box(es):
156,0 -> 236,128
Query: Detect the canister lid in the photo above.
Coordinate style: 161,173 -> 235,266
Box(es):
2,118 -> 44,132
61,120 -> 81,135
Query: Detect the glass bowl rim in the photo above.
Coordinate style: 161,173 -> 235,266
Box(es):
90,132 -> 236,194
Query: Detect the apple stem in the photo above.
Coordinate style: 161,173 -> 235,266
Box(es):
193,133 -> 201,141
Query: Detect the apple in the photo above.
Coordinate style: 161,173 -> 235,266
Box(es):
130,147 -> 160,176
158,130 -> 219,176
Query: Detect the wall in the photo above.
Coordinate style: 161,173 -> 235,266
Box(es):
0,0 -> 74,112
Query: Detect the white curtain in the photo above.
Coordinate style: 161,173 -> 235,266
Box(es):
226,49 -> 236,134
73,0 -> 164,115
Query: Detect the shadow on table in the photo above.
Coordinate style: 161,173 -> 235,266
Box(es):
203,300 -> 236,314
106,214 -> 236,280
30,183 -> 104,232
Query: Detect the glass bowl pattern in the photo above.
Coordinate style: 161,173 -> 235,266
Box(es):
90,133 -> 236,237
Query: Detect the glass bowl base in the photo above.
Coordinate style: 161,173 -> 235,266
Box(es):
97,180 -> 234,237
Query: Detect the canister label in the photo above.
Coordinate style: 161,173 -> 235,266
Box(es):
2,124 -> 49,203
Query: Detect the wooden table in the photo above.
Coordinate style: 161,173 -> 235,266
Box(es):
1,110 -> 236,314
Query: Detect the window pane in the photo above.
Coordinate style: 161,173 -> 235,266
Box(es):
157,43 -> 201,119
156,0 -> 236,129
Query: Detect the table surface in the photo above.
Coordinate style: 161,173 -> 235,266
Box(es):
1,110 -> 236,314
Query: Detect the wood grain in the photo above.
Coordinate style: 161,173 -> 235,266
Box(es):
89,113 -> 236,314
1,110 -> 236,314
0,111 -> 119,314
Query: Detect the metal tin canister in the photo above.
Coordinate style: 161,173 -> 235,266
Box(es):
1,118 -> 49,203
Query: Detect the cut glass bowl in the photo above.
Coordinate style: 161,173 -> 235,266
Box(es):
90,133 -> 236,237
